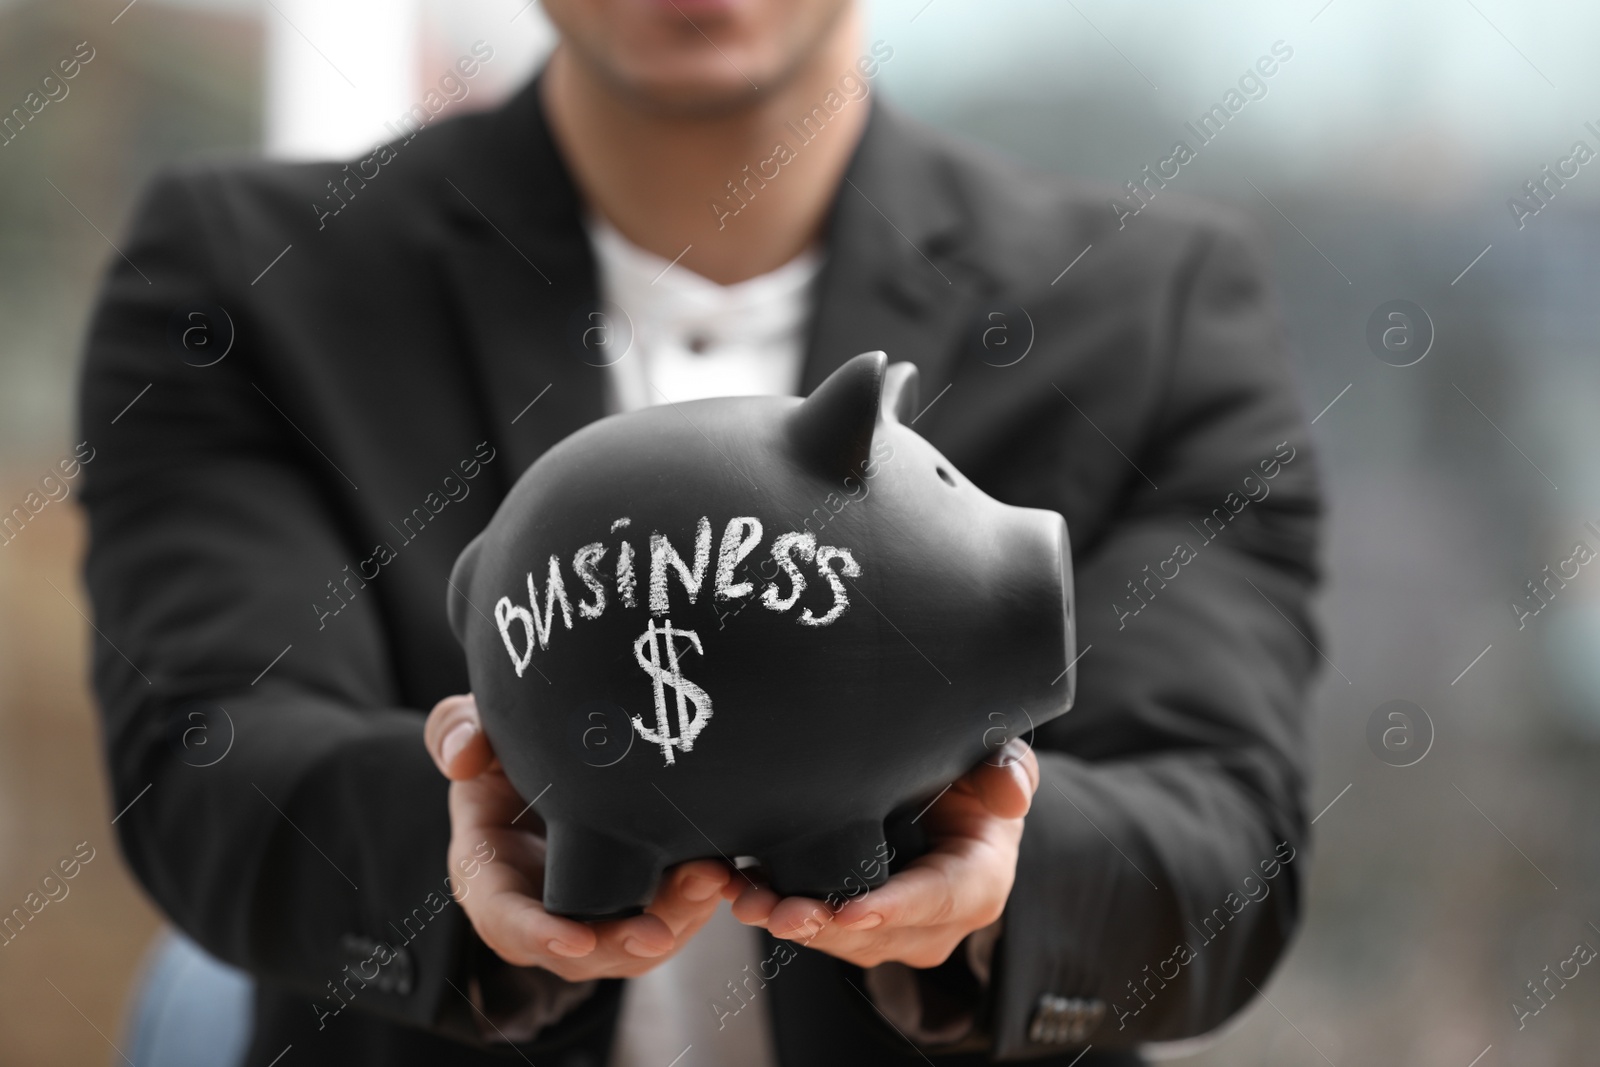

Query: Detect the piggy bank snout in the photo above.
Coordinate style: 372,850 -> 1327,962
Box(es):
998,506 -> 1076,710
1001,506 -> 1070,597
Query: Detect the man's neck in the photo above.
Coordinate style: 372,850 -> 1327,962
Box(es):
540,13 -> 870,286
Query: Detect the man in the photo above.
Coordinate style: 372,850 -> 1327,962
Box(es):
79,1 -> 1323,1064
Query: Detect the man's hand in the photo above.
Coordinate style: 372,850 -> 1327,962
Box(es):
730,739 -> 1040,970
424,694 -> 733,981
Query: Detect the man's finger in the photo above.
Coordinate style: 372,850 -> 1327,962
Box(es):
831,862 -> 953,931
464,859 -> 598,963
424,694 -> 495,780
595,911 -> 677,958
730,883 -> 782,927
647,860 -> 734,936
971,740 -> 1039,819
763,895 -> 839,941
449,771 -> 542,836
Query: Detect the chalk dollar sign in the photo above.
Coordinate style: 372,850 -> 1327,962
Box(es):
632,618 -> 713,766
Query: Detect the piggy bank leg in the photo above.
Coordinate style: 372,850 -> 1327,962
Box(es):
541,821 -> 663,921
761,819 -> 890,902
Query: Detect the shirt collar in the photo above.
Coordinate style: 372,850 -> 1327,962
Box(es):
584,214 -> 824,338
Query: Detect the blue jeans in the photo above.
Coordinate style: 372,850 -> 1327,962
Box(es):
125,929 -> 254,1067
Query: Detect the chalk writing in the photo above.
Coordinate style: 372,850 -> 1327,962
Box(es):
650,517 -> 712,614
492,513 -> 863,676
632,618 -> 714,765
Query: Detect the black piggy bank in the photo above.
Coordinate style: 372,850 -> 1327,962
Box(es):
448,352 -> 1075,919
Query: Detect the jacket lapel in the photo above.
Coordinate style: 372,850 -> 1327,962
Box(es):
800,101 -> 985,422
434,77 -> 610,489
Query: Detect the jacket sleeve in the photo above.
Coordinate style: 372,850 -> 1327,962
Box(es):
992,222 -> 1324,1056
76,170 -> 617,1048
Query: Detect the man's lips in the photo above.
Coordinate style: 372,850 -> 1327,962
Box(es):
643,0 -> 741,15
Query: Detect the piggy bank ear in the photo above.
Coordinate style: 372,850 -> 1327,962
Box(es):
446,532 -> 485,645
790,350 -> 887,474
881,361 -> 920,424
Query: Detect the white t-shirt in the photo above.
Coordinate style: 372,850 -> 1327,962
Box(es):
586,216 -> 821,1067
588,215 -> 821,413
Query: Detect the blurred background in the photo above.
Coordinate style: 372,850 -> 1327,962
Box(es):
2,0 -> 1597,1063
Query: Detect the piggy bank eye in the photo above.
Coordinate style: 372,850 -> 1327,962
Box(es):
936,467 -> 956,487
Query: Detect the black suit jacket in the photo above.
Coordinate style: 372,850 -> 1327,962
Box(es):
79,74 -> 1321,1066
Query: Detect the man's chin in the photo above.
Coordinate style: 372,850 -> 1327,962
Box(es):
603,60 -> 773,118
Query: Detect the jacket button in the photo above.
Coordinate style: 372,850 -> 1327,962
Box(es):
1027,993 -> 1106,1045
339,934 -> 414,997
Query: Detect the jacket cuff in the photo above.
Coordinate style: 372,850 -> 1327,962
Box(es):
988,756 -> 1137,1058
465,937 -> 600,1044
861,918 -> 1003,1049
286,716 -> 616,1052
